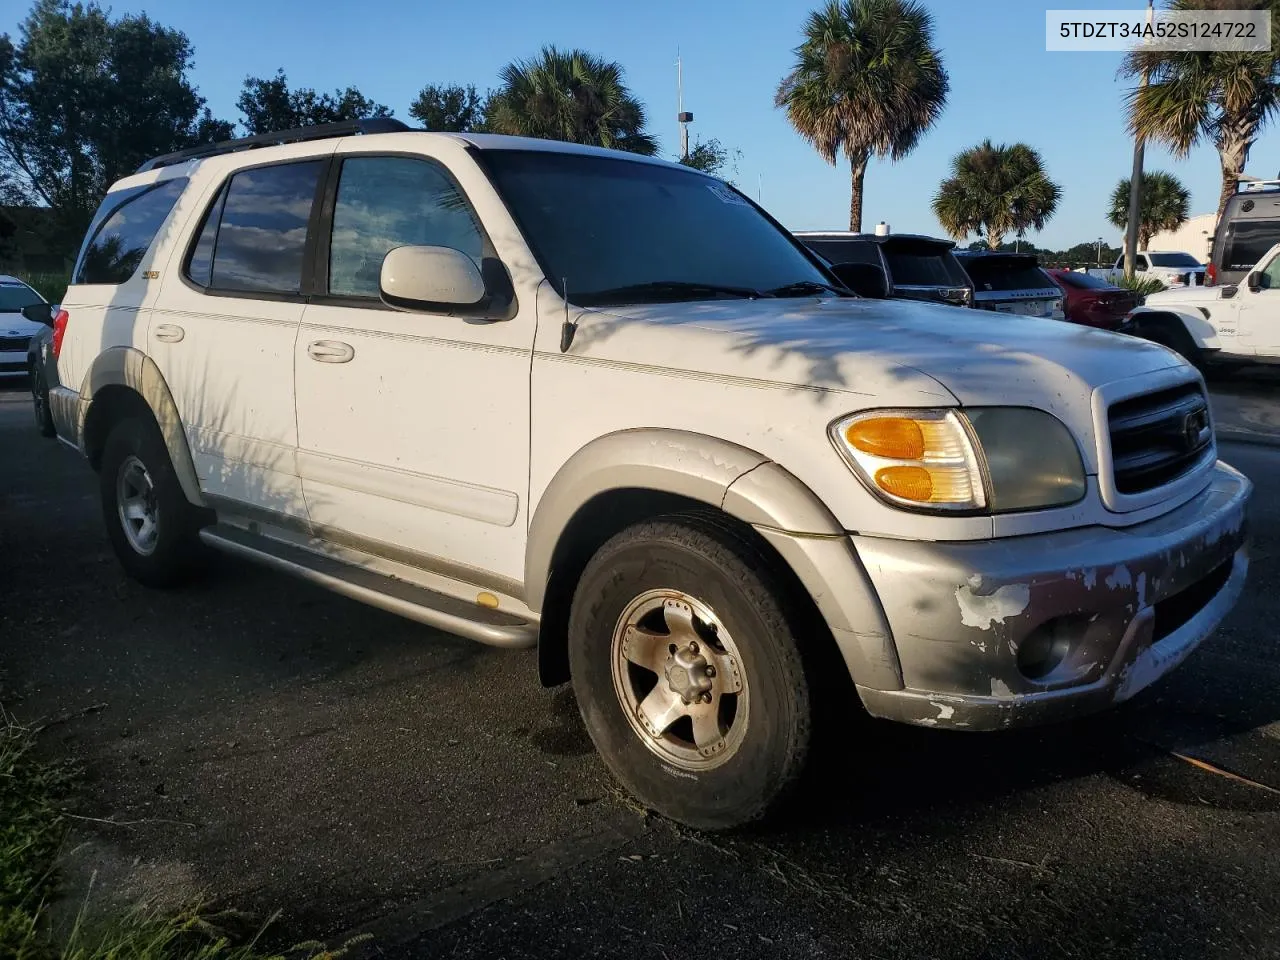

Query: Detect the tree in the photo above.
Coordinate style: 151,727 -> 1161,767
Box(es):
933,140 -> 1061,250
237,70 -> 393,135
0,0 -> 232,256
485,46 -> 657,154
678,137 -> 741,180
409,83 -> 487,132
1123,0 -> 1280,226
774,0 -> 948,232
1107,171 -> 1190,250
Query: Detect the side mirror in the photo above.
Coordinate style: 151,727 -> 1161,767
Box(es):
829,261 -> 890,299
380,245 -> 488,315
21,302 -> 54,326
1247,271 -> 1263,292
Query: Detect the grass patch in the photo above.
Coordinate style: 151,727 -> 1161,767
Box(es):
0,711 -> 369,960
16,272 -> 71,305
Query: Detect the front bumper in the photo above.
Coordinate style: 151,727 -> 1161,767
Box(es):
854,462 -> 1250,731
0,349 -> 29,376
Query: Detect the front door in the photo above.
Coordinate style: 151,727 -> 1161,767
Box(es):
294,151 -> 533,586
1237,243 -> 1280,356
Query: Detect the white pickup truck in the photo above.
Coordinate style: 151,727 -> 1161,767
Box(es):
1127,241 -> 1280,367
1089,251 -> 1206,289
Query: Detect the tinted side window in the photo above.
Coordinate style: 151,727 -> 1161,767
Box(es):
328,156 -> 484,298
210,161 -> 324,294
75,178 -> 187,285
801,239 -> 880,266
1224,220 -> 1280,272
186,182 -> 229,288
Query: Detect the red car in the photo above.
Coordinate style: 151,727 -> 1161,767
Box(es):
1044,269 -> 1139,330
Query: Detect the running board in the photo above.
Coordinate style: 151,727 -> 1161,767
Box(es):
199,525 -> 537,650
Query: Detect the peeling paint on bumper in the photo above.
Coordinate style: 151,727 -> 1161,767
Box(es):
852,461 -> 1251,731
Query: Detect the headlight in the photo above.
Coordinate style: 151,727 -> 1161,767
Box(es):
830,408 -> 1086,514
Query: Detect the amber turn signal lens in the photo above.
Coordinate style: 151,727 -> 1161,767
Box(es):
874,465 -> 933,502
845,417 -> 925,460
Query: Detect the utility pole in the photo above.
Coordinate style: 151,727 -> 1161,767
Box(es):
1097,236 -> 1104,266
758,173 -> 762,203
676,49 -> 692,161
1124,0 -> 1155,279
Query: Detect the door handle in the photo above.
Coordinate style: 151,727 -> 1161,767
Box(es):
154,323 -> 185,343
307,340 -> 355,363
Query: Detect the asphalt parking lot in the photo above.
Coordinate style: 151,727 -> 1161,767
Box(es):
1,379 -> 1278,960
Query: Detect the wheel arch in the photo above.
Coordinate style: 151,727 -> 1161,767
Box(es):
527,429 -> 901,693
80,347 -> 206,506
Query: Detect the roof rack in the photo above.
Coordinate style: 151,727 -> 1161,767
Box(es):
1236,176 -> 1280,194
135,118 -> 412,173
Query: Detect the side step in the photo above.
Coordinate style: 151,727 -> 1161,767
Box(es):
199,525 -> 537,650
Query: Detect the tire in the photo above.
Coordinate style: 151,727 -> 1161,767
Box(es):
99,416 -> 208,587
1142,322 -> 1202,369
31,369 -> 55,437
568,514 -> 811,831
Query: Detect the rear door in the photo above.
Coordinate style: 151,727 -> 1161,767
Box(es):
149,154 -> 331,519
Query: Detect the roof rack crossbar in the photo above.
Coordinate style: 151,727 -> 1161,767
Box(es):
135,118 -> 412,173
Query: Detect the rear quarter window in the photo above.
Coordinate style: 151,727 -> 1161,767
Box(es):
1222,220 -> 1280,272
73,178 -> 188,285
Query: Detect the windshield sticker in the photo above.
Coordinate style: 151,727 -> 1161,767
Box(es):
707,182 -> 749,206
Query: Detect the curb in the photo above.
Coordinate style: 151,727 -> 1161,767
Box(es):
1215,429 -> 1280,450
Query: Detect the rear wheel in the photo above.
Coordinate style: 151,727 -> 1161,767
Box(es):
31,368 -> 55,437
568,515 -> 812,831
99,416 -> 208,587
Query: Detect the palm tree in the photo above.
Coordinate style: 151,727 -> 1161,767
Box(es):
1107,171 -> 1191,251
933,140 -> 1061,250
1123,0 -> 1280,225
486,46 -> 657,155
775,0 -> 948,232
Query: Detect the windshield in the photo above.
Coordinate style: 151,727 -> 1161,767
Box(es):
481,151 -> 836,306
882,247 -> 969,287
1055,271 -> 1118,290
0,283 -> 43,312
959,259 -> 1057,292
1147,252 -> 1201,267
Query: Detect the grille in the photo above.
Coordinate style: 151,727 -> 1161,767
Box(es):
1108,382 -> 1212,495
0,335 -> 30,351
0,360 -> 26,373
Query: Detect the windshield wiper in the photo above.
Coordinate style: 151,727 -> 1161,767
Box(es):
766,280 -> 847,298
575,280 -> 765,306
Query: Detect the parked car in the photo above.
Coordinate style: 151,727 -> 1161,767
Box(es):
0,275 -> 47,380
1209,179 -> 1280,287
793,231 -> 972,307
955,252 -> 1065,319
22,304 -> 57,437
1088,251 -> 1206,289
1044,269 -> 1138,330
1128,239 -> 1280,367
47,119 -> 1250,831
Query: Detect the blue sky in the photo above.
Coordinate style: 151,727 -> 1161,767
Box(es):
9,0 -> 1280,248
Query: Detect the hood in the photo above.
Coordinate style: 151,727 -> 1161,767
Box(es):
1143,285 -> 1219,305
0,313 -> 43,340
577,296 -> 1189,470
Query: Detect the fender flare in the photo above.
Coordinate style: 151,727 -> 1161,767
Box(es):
525,428 -> 903,692
80,346 -> 206,507
1128,307 -> 1210,349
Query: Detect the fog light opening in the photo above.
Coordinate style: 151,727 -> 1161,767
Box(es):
1017,617 -> 1080,680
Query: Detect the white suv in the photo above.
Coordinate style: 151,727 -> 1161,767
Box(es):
43,119 -> 1250,830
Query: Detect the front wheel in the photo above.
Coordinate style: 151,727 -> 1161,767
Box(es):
1141,322 -> 1202,369
568,515 -> 812,831
99,416 -> 209,587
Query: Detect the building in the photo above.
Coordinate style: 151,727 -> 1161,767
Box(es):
1147,212 -> 1215,263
